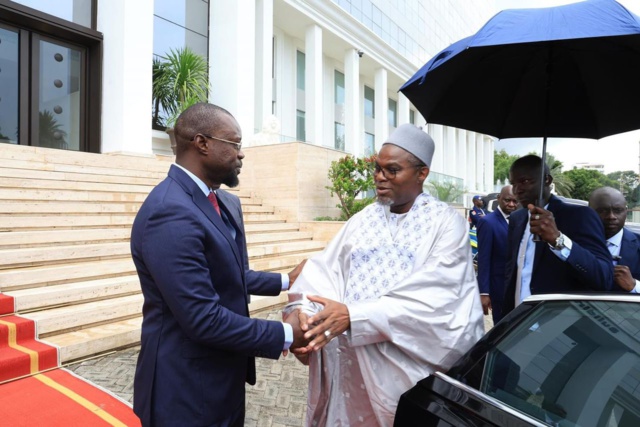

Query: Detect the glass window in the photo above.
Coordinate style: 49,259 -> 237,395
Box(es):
477,300 -> 640,426
296,110 -> 305,142
36,39 -> 82,150
410,109 -> 415,125
334,70 -> 345,106
388,98 -> 397,128
335,122 -> 345,151
154,0 -> 208,37
0,26 -> 19,144
11,0 -> 92,28
297,50 -> 305,91
364,86 -> 374,119
153,16 -> 208,60
364,132 -> 375,156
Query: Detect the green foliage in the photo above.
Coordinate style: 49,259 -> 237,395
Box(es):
426,180 -> 465,203
326,154 -> 377,220
562,168 -> 618,201
152,47 -> 210,129
313,216 -> 339,221
606,170 -> 639,199
494,149 -> 520,183
38,110 -> 68,149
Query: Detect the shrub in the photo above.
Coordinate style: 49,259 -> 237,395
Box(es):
326,154 -> 377,220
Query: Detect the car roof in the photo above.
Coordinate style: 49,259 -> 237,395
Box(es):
525,293 -> 640,303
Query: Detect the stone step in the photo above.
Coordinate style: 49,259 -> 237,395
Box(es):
0,258 -> 136,291
45,294 -> 287,364
0,242 -> 131,268
0,202 -> 141,214
0,229 -> 132,249
7,275 -> 141,312
243,214 -> 288,223
0,176 -> 156,194
247,240 -> 326,259
246,231 -> 313,245
22,294 -> 143,336
0,188 -> 149,203
0,214 -> 136,231
0,165 -> 163,186
251,252 -> 321,272
244,223 -> 301,233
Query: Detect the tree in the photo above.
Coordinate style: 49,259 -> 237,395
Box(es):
326,154 -> 376,220
607,170 -> 639,193
544,153 -> 573,197
426,180 -> 465,203
562,168 -> 617,201
494,149 -> 519,183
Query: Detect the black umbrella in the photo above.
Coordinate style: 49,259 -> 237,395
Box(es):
400,0 -> 640,211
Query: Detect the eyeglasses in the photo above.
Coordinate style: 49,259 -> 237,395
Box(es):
192,133 -> 242,151
374,163 -> 424,179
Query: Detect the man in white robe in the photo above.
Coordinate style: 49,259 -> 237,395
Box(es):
285,124 -> 485,426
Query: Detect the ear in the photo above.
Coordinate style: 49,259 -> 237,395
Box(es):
193,135 -> 209,155
418,166 -> 430,183
545,174 -> 553,186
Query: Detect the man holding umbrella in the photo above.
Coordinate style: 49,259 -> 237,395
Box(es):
502,155 -> 614,316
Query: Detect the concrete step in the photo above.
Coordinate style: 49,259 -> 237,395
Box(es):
251,252 -> 321,272
246,231 -> 313,245
248,240 -> 326,259
0,242 -> 131,268
0,228 -> 131,249
0,258 -> 136,291
244,214 -> 288,223
0,188 -> 149,203
0,176 -> 156,194
7,275 -> 141,312
244,223 -> 301,233
0,214 -> 136,231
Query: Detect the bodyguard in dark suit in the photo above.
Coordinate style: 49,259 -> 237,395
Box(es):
476,185 -> 518,323
131,103 -> 307,426
502,155 -> 613,316
589,186 -> 640,292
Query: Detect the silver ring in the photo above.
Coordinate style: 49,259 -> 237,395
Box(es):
324,330 -> 331,338
534,214 -> 540,220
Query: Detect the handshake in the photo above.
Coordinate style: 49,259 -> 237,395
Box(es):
281,294 -> 351,364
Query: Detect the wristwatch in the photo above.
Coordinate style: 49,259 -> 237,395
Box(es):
550,233 -> 566,250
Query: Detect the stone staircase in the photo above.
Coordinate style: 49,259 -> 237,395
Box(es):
0,144 -> 326,364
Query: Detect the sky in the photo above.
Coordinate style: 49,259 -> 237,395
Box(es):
490,0 -> 640,174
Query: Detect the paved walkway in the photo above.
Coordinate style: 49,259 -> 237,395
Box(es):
67,305 -> 493,427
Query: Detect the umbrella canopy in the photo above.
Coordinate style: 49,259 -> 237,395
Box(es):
400,0 -> 640,140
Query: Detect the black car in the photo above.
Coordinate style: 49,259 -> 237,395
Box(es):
394,294 -> 640,427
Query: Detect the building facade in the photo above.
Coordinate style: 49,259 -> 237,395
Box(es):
0,0 -> 497,197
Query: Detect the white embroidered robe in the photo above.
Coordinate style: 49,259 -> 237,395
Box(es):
289,193 -> 485,427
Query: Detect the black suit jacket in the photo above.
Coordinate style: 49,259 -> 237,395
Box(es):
503,196 -> 613,315
618,228 -> 640,288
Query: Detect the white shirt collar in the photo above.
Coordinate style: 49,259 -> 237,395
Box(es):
174,163 -> 211,197
607,228 -> 624,248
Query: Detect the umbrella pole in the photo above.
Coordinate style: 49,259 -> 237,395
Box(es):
533,136 -> 548,242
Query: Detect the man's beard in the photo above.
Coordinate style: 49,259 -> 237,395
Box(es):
223,170 -> 240,188
377,195 -> 393,206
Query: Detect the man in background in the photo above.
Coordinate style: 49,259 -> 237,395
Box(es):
502,155 -> 613,316
589,186 -> 640,293
476,185 -> 518,323
469,195 -> 486,229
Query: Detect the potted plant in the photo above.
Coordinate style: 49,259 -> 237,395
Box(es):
152,47 -> 209,154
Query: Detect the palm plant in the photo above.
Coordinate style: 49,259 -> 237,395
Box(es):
152,47 -> 209,129
38,110 -> 68,149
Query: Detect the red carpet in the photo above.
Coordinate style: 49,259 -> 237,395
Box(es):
0,368 -> 141,426
0,315 -> 58,382
0,294 -> 14,315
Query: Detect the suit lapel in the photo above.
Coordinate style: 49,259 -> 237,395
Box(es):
620,229 -> 640,265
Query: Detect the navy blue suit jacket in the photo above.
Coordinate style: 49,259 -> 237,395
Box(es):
503,196 -> 613,316
476,209 -> 509,322
619,228 -> 640,286
131,165 -> 284,426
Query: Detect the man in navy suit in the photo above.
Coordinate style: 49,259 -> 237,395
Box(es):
476,185 -> 518,323
131,103 -> 307,426
502,155 -> 613,317
589,186 -> 640,293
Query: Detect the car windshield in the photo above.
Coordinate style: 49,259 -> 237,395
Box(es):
479,300 -> 640,427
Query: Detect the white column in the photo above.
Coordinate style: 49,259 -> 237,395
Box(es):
344,48 -> 361,155
467,131 -> 477,190
374,68 -> 388,151
445,126 -> 457,176
487,136 -> 495,190
255,0 -> 274,134
428,124 -> 445,173
398,92 -> 410,125
475,135 -> 485,192
305,25 -> 323,145
210,0 -> 256,137
457,129 -> 468,184
98,0 -> 154,154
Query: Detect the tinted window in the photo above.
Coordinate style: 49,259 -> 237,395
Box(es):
478,301 -> 640,426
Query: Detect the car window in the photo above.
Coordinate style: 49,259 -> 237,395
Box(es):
478,301 -> 640,427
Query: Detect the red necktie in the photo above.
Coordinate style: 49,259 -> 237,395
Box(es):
208,191 -> 221,216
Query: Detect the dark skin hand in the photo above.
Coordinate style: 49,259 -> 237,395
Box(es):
283,309 -> 311,355
287,259 -> 307,290
294,295 -> 351,352
614,265 -> 636,291
528,204 -> 561,245
480,295 -> 491,315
